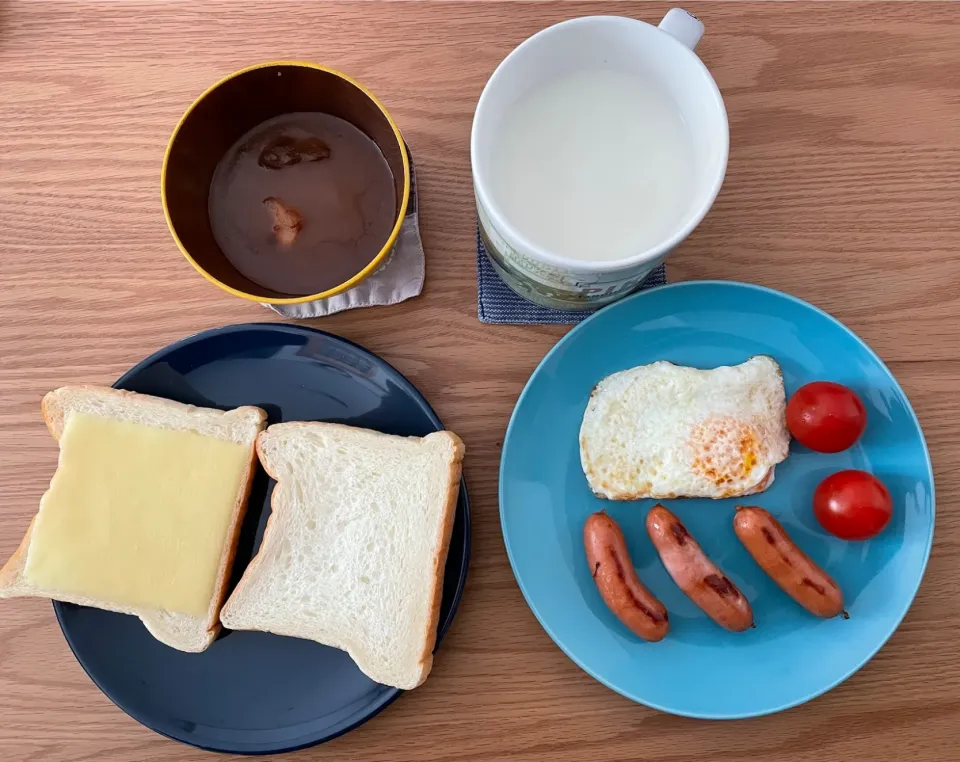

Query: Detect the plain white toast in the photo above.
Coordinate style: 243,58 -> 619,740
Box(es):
220,422 -> 464,689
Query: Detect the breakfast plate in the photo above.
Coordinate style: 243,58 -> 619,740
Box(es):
499,281 -> 934,718
53,323 -> 470,754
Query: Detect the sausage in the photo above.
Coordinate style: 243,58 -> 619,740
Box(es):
645,504 -> 754,632
733,506 -> 845,618
584,511 -> 669,642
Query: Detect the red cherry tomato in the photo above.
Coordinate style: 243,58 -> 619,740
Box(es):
813,470 -> 892,540
786,381 -> 867,453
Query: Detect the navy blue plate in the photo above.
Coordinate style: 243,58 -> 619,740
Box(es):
52,323 -> 470,754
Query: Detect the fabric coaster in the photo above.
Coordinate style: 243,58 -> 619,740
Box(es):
265,152 -> 424,319
476,230 -> 667,324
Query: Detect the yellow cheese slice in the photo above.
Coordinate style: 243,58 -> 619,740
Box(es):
24,412 -> 249,618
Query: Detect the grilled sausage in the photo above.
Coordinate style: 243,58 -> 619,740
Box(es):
646,504 -> 754,632
584,511 -> 669,641
734,505 -> 845,618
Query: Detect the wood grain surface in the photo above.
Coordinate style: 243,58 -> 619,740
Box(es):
1,1 -> 958,760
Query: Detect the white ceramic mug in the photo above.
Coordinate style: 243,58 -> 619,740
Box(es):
471,9 -> 728,310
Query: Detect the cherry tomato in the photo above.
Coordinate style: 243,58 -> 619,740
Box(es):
814,470 -> 892,540
786,381 -> 867,453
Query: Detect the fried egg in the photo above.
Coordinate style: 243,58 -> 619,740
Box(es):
579,356 -> 790,500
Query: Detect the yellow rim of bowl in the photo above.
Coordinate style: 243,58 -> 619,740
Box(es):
160,60 -> 412,305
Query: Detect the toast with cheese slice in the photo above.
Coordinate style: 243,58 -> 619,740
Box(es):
0,386 -> 266,653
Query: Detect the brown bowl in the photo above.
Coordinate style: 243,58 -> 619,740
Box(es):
161,61 -> 410,304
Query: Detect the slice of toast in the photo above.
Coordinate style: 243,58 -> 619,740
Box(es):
0,386 -> 266,653
220,422 -> 464,690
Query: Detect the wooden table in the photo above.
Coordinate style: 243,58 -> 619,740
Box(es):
1,2 -> 958,760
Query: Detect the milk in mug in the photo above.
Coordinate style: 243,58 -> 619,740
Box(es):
472,12 -> 729,310
488,68 -> 697,263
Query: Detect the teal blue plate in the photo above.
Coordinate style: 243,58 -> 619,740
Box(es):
500,281 -> 934,719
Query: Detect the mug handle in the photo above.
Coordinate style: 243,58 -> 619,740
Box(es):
658,8 -> 705,50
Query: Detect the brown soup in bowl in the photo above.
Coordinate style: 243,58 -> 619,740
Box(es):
163,63 -> 410,304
